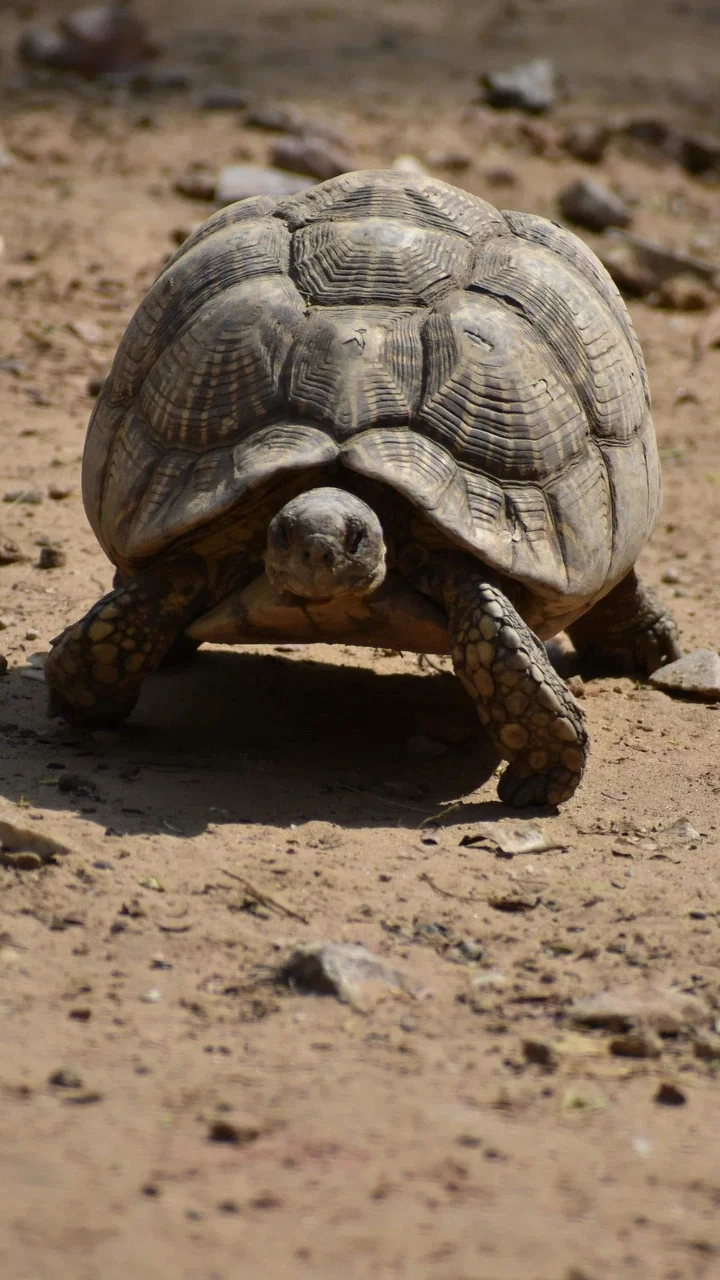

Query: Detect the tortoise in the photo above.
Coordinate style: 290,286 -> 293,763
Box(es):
45,169 -> 681,806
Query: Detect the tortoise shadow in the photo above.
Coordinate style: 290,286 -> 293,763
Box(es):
2,647 -> 511,838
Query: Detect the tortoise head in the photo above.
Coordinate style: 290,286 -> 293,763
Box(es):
264,487 -> 387,600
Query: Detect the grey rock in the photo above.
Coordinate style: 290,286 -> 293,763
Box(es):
215,164 -> 312,206
571,982 -> 708,1034
649,649 -> 720,701
479,59 -> 556,115
0,537 -> 25,566
558,178 -> 631,232
246,103 -> 304,133
279,941 -> 411,1010
270,134 -> 353,181
200,84 -> 251,111
4,488 -> 43,505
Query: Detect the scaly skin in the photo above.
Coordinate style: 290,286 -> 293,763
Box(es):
444,572 -> 589,807
568,569 -> 681,675
45,561 -> 208,725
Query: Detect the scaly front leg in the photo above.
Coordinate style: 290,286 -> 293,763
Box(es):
445,570 -> 589,807
45,561 -> 208,725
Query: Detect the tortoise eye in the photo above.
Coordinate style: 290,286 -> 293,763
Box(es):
346,523 -> 365,555
276,520 -> 291,549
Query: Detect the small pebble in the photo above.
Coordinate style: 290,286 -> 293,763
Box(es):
48,1068 -> 83,1089
693,1031 -> 720,1061
522,1038 -> 557,1068
216,164 -> 312,205
25,628 -> 40,640
174,171 -> 216,201
563,121 -> 612,164
655,1081 -> 686,1106
200,84 -> 252,110
656,274 -> 715,312
609,1029 -> 662,1059
0,539 -> 24,566
208,1118 -> 260,1145
4,488 -> 43,505
479,58 -> 556,114
649,649 -> 720,702
661,568 -> 682,584
37,546 -> 66,570
140,988 -> 162,1003
271,134 -> 353,181
47,484 -> 74,501
558,178 -> 632,232
483,165 -> 518,188
246,103 -> 303,132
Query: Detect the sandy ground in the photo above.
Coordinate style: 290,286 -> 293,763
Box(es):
1,3 -> 720,1278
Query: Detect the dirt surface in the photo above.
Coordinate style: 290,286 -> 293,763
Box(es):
2,4 -> 720,1279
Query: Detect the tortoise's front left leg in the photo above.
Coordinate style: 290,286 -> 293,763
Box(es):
45,561 -> 208,725
443,568 -> 589,808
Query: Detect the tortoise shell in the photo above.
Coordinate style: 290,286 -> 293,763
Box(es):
83,169 -> 660,607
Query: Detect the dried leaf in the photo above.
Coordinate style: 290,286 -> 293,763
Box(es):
461,821 -> 568,858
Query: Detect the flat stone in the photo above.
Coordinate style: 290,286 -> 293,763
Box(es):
271,134 -> 353,181
279,941 -> 411,1010
571,981 -> 708,1034
649,649 -> 720,701
200,84 -> 251,111
215,164 -> 312,206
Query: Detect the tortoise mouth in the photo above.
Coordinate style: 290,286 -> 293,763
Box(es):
264,486 -> 387,601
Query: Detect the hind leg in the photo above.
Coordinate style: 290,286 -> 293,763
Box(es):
568,569 -> 681,676
45,563 -> 207,725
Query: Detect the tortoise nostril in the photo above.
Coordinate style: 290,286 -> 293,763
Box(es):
322,549 -> 335,567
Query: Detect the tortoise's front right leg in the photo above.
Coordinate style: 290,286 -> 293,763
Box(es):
45,563 -> 208,725
444,570 -> 589,807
